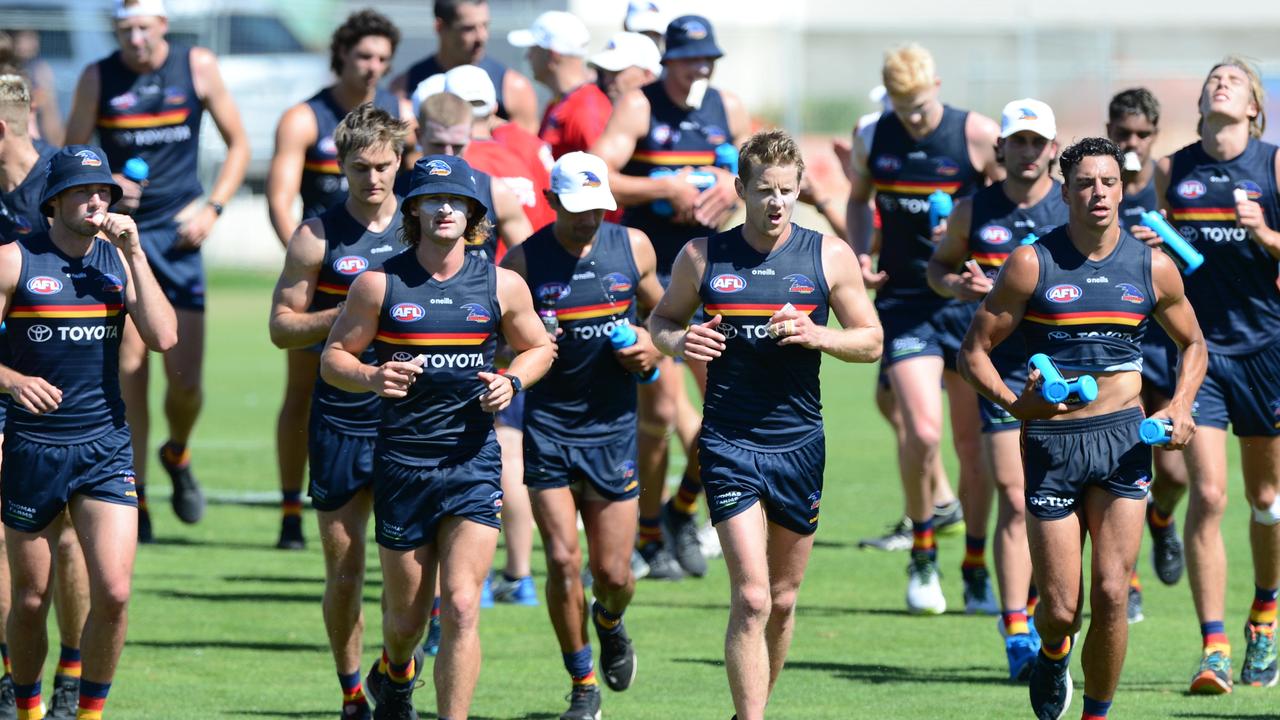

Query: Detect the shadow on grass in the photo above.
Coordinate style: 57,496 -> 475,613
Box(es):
142,589 -> 379,604
129,639 -> 331,652
641,599 -> 971,618
146,536 -> 281,551
675,657 -> 1010,686
229,713 -> 331,718
222,574 -> 383,587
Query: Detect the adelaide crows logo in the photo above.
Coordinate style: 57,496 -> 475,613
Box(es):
425,159 -> 452,177
1116,283 -> 1145,304
784,274 -> 815,294
604,272 -> 632,293
461,303 -> 491,323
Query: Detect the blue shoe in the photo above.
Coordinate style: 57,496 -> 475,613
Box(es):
491,574 -> 538,606
1006,633 -> 1040,682
480,574 -> 493,609
422,614 -> 442,657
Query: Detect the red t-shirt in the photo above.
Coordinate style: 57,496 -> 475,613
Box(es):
465,139 -> 556,233
492,122 -> 553,179
539,83 -> 613,160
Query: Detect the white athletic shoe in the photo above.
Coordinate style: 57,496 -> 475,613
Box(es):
906,553 -> 947,615
698,520 -> 722,559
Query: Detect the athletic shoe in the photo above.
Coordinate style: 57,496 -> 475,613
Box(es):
637,542 -> 684,580
1242,621 -> 1278,687
906,552 -> 946,615
933,500 -> 965,536
0,674 -> 16,720
276,514 -> 305,550
697,520 -> 722,559
371,681 -> 417,720
343,701 -> 373,719
1006,632 -> 1040,682
422,615 -> 442,657
137,507 -> 154,544
559,684 -> 601,720
1126,586 -> 1144,624
663,500 -> 708,577
858,516 -> 912,552
365,646 -> 426,708
962,567 -> 1000,615
629,549 -> 651,581
595,618 -> 637,691
159,445 -> 205,524
46,674 -> 78,720
1028,651 -> 1073,720
1149,518 -> 1184,586
1189,650 -> 1233,694
491,574 -> 538,606
480,575 -> 493,608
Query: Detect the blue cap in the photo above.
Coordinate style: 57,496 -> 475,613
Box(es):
662,15 -> 723,62
400,155 -> 489,219
40,145 -> 122,215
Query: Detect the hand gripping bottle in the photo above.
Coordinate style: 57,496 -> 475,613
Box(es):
928,190 -> 953,230
1140,211 -> 1204,275
1028,353 -> 1098,404
609,323 -> 660,384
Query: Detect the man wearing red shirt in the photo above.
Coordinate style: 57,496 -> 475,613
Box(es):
509,12 -> 613,161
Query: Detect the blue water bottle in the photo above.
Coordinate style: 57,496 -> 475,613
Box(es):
123,157 -> 149,184
1139,417 -> 1173,446
1028,353 -> 1098,404
651,168 -> 718,216
1020,232 -> 1039,246
714,143 -> 739,174
609,323 -> 659,384
928,190 -> 953,230
1140,211 -> 1204,275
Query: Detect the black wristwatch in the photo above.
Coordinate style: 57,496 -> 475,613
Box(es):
209,201 -> 224,216
508,374 -> 523,395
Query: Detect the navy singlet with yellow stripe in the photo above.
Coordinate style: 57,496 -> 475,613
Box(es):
699,223 -> 829,451
309,204 -> 402,434
5,233 -> 128,443
522,222 -> 639,442
95,45 -> 203,226
301,87 -> 401,219
372,251 -> 500,463
1021,226 -> 1155,372
1164,139 -> 1280,354
868,105 -> 981,307
621,82 -> 731,277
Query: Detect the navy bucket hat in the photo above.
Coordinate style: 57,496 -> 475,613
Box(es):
401,155 -> 489,218
662,15 -> 723,62
40,145 -> 122,215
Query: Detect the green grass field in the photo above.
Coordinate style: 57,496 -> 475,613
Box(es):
73,269 -> 1275,718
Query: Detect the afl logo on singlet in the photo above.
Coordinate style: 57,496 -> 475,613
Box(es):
874,155 -> 901,173
26,276 -> 62,295
1177,180 -> 1207,199
536,282 -> 571,303
318,136 -> 338,156
390,303 -> 425,322
333,256 -> 369,275
1045,284 -> 1081,304
979,225 -> 1012,245
711,274 -> 746,293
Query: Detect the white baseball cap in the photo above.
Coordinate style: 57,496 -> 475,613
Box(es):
508,11 -> 590,57
411,65 -> 498,120
624,1 -> 669,35
114,0 -> 167,19
1000,98 -> 1057,139
550,152 -> 617,213
589,32 -> 662,77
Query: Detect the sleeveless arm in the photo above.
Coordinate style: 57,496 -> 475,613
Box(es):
0,243 -> 62,414
802,235 -> 881,363
192,47 -> 249,207
588,90 -> 683,208
502,68 -> 540,135
64,63 -> 100,145
927,197 -> 989,300
1150,249 -> 1207,444
650,238 -> 720,361
490,177 -> 533,248
958,244 -> 1037,411
266,103 -> 318,247
320,270 -> 399,394
629,227 -> 664,317
268,218 -> 340,348
495,266 -> 556,386
966,112 -> 1004,184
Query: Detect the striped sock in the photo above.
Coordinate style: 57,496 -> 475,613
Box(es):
637,515 -> 662,549
1250,586 -> 1278,625
385,652 -> 414,685
961,534 -> 986,571
912,518 -> 936,561
1041,635 -> 1071,662
75,679 -> 110,720
592,600 -> 623,636
159,441 -> 190,468
14,680 -> 40,720
671,474 -> 701,515
562,645 -> 596,687
56,645 -> 82,682
431,595 -> 442,619
1003,609 -> 1030,636
1081,694 -> 1111,719
0,643 -> 9,675
338,670 -> 367,706
1147,503 -> 1174,530
1201,620 -> 1230,655
1129,571 -> 1142,592
1026,585 -> 1039,617
281,490 -> 303,519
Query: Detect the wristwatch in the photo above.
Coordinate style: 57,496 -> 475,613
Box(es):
209,201 -> 224,216
508,374 -> 524,395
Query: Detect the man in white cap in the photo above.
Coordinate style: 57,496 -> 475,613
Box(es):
391,0 -> 539,134
590,32 -> 662,105
928,98 -> 1067,681
509,11 -> 613,162
65,0 -> 250,543
501,151 -> 662,720
623,1 -> 669,51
